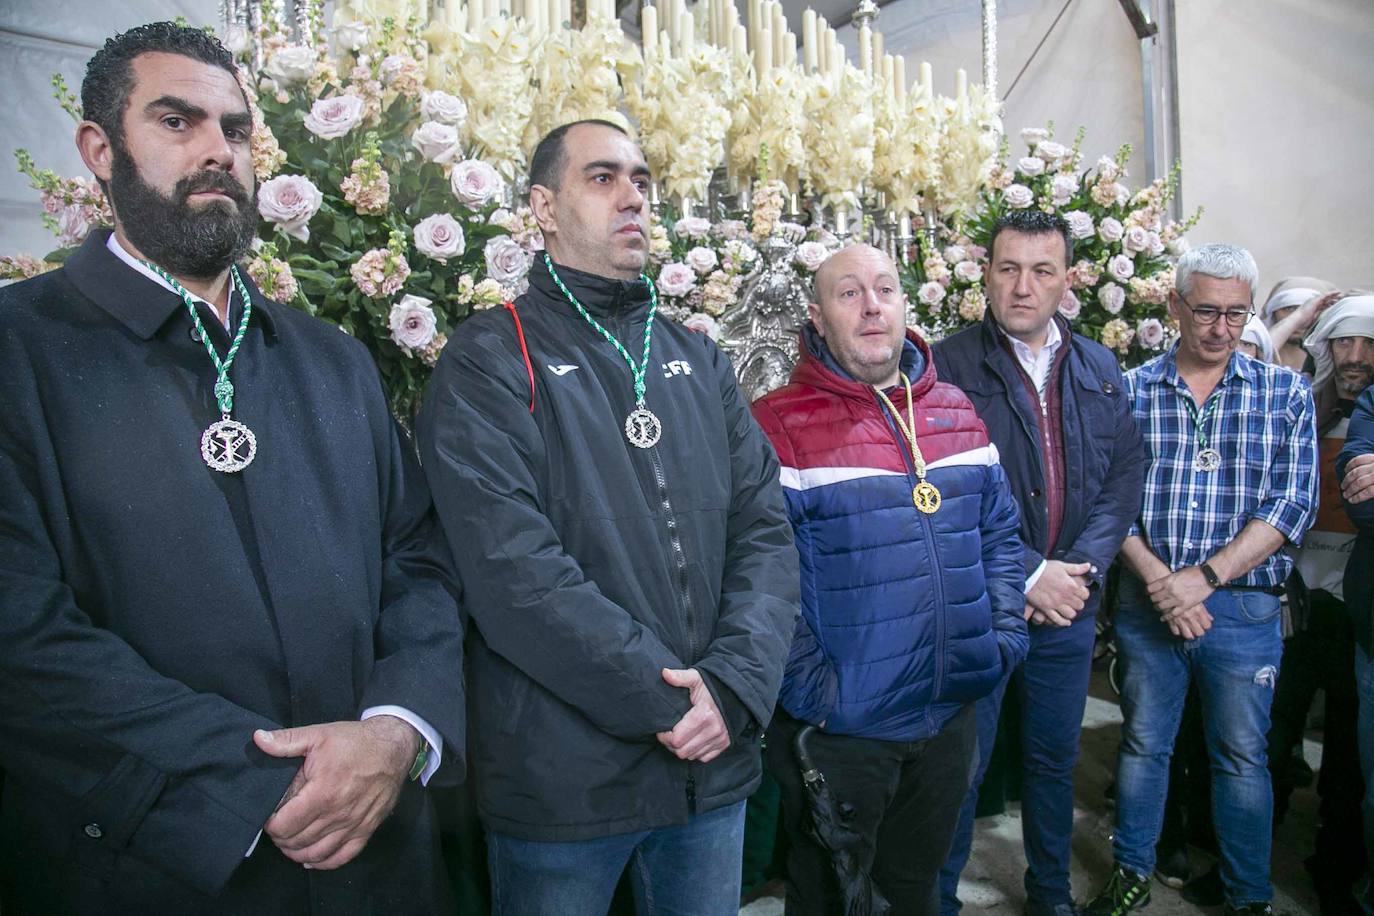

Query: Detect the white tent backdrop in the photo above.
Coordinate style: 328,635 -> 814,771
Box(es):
2,0 -> 1370,291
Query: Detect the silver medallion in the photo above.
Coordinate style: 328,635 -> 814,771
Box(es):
201,417 -> 257,473
1193,447 -> 1222,473
625,407 -> 662,449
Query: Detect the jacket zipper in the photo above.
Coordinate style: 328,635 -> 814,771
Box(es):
615,309 -> 700,816
874,391 -> 950,710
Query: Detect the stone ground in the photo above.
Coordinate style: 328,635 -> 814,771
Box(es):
742,668 -> 1325,916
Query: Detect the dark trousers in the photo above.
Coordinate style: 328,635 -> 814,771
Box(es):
1267,591 -> 1366,882
767,705 -> 977,916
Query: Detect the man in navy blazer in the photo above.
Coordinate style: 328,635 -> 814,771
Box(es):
934,210 -> 1145,916
0,23 -> 464,913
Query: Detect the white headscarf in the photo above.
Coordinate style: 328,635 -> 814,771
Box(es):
1263,287 -> 1320,323
1240,316 -> 1275,363
1305,295 -> 1374,390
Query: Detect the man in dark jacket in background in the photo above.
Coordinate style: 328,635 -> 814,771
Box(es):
752,243 -> 1028,916
934,210 -> 1145,916
417,119 -> 798,915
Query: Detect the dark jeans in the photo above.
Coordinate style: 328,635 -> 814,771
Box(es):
939,614 -> 1097,912
1267,590 -> 1365,881
767,705 -> 978,916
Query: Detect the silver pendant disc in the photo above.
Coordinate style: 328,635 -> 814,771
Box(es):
625,407 -> 662,449
201,417 -> 257,473
1194,447 -> 1222,473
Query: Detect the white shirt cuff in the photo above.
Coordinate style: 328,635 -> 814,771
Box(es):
361,705 -> 443,785
245,707 -> 443,858
1025,559 -> 1048,593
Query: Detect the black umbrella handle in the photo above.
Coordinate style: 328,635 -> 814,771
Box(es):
794,724 -> 825,791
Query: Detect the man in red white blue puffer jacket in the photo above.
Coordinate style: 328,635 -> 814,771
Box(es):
752,244 -> 1029,916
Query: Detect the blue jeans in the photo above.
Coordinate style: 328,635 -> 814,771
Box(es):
1113,579 -> 1282,907
1356,645 -> 1374,914
487,801 -> 747,916
938,613 -> 1097,913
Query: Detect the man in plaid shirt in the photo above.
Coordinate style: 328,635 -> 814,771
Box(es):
1085,244 -> 1318,916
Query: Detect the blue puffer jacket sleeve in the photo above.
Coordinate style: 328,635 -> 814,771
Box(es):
980,461 -> 1030,671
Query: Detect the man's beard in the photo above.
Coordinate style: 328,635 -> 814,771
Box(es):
1335,361 -> 1374,398
107,143 -> 258,280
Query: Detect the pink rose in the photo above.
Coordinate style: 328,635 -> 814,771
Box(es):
1017,156 -> 1046,177
1050,174 -> 1078,206
1004,184 -> 1035,209
413,213 -> 466,262
673,216 -> 712,239
257,174 -> 323,242
1122,225 -> 1150,255
389,294 -> 438,351
1108,254 -> 1135,282
657,263 -> 697,297
420,90 -> 468,126
1058,288 -> 1081,319
943,244 -> 967,264
954,260 -> 982,282
1137,317 -> 1165,349
1099,282 -> 1126,314
794,241 -> 830,272
1037,141 -> 1069,162
1097,216 -> 1124,243
411,121 -> 463,164
303,94 -> 364,140
683,312 -> 721,339
483,236 -> 532,282
686,246 -> 718,275
450,159 -> 504,209
1064,210 -> 1094,240
917,281 -> 946,305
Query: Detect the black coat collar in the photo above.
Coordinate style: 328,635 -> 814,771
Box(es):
64,229 -> 278,341
527,254 -> 652,319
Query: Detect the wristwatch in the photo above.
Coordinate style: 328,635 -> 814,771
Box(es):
1199,562 -> 1223,589
408,743 -> 429,782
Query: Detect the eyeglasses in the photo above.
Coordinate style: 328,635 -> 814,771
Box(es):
1178,293 -> 1253,327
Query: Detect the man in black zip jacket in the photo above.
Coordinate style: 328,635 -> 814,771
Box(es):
933,210 -> 1145,916
417,119 -> 800,914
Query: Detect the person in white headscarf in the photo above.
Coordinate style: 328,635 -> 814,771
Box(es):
1239,315 -> 1275,363
1306,295 -> 1374,403
1263,276 -> 1342,375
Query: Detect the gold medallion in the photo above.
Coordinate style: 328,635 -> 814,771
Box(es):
912,480 -> 942,514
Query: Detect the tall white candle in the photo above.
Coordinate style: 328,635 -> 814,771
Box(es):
894,54 -> 906,104
641,5 -> 657,52
919,60 -> 932,95
858,26 -> 872,76
802,9 -> 816,72
678,10 -> 693,49
873,31 -> 882,66
955,66 -> 967,115
758,25 -> 772,73
467,0 -> 482,31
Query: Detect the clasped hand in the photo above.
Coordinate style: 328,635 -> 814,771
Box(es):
253,715 -> 420,870
657,667 -> 731,764
1023,560 -> 1092,627
1145,566 -> 1214,639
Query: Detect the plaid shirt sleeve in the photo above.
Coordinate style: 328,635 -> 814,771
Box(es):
1246,373 -> 1319,544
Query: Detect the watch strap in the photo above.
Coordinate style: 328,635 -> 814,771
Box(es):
408,743 -> 429,783
1200,562 -> 1223,589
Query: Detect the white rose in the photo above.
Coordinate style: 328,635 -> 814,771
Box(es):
389,294 -> 438,351
1017,156 -> 1046,177
450,159 -> 505,208
264,45 -> 316,87
1167,236 -> 1191,256
411,121 -> 463,164
1099,282 -> 1126,314
943,244 -> 967,264
332,21 -> 369,52
1004,184 -> 1035,209
1050,174 -> 1078,206
1037,140 -> 1069,162
657,263 -> 697,297
1108,254 -> 1136,282
421,90 -> 468,126
1058,288 -> 1081,320
954,259 -> 983,282
1097,216 -> 1125,243
673,216 -> 712,240
257,174 -> 323,242
303,94 -> 365,140
379,54 -> 411,86
1122,225 -> 1150,255
1138,317 -> 1166,348
917,281 -> 946,305
220,24 -> 251,54
794,241 -> 830,272
1146,231 -> 1165,257
1064,210 -> 1094,240
686,246 -> 718,275
683,312 -> 721,339
1021,127 -> 1051,147
413,213 -> 466,262
483,235 -> 532,282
